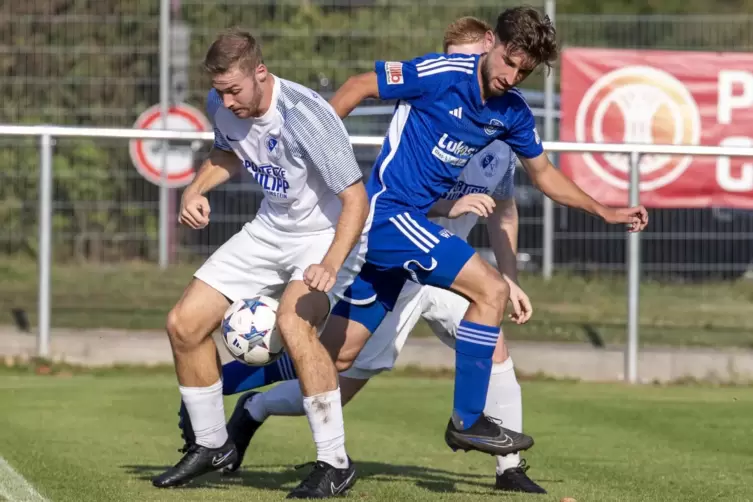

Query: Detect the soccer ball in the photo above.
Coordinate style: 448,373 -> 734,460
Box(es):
221,296 -> 284,366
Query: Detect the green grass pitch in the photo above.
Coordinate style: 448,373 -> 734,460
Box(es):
0,371 -> 751,501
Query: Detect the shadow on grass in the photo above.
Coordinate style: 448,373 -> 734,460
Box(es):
122,460 -> 560,495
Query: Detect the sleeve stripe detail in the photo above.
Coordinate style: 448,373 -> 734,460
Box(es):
416,60 -> 475,72
418,66 -> 474,77
416,55 -> 476,68
280,81 -> 363,194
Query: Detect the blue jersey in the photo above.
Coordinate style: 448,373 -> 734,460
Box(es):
368,53 -> 543,219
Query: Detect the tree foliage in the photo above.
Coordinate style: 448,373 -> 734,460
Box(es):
1,0 -> 752,260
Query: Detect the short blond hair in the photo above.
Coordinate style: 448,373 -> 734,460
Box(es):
443,16 -> 493,52
203,28 -> 264,75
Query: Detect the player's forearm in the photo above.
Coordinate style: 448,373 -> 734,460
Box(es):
427,199 -> 455,218
329,72 -> 379,120
530,164 -> 606,219
487,201 -> 519,283
186,149 -> 241,196
321,183 -> 370,270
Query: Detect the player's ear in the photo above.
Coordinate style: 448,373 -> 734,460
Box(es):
255,64 -> 268,83
483,31 -> 495,52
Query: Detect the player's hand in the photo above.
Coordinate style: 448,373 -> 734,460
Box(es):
304,263 -> 338,293
179,191 -> 211,229
601,205 -> 649,233
448,194 -> 496,219
504,278 -> 533,325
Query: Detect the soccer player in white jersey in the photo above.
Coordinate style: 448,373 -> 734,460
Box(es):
152,29 -> 370,497
177,17 -> 545,494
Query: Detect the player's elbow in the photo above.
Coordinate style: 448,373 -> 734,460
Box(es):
330,72 -> 379,117
209,147 -> 242,173
346,72 -> 379,100
526,168 -> 546,190
527,163 -> 558,193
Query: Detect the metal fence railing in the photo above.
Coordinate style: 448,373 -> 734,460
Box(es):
5,124 -> 753,383
5,6 -> 753,278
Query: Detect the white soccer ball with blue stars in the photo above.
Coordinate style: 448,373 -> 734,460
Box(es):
221,296 -> 284,366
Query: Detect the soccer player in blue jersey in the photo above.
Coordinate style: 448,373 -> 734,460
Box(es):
317,5 -> 648,461
177,8 -> 648,494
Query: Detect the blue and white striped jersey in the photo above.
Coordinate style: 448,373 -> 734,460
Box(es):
207,76 -> 363,233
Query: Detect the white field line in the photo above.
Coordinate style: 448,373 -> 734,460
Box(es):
0,456 -> 48,502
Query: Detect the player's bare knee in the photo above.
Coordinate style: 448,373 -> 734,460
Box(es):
278,287 -> 329,339
276,311 -> 316,348
473,276 -> 509,316
335,356 -> 355,372
275,311 -> 300,342
165,307 -> 200,352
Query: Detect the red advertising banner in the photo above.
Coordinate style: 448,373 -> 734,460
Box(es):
560,48 -> 753,208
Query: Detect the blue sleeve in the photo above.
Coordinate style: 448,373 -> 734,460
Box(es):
206,89 -> 232,152
374,53 -> 476,102
501,95 -> 544,160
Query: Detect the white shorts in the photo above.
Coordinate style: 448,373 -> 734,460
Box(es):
194,218 -> 365,308
341,282 -> 470,379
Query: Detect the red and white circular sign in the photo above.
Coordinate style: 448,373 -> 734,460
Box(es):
128,103 -> 211,187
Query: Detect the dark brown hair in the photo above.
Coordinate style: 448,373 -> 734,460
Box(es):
443,16 -> 493,52
494,6 -> 558,69
203,28 -> 263,75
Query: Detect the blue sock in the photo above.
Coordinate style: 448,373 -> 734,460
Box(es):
221,353 -> 297,395
453,320 -> 500,430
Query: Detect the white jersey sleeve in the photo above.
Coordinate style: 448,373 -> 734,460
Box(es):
207,89 -> 232,152
280,84 -> 363,194
490,152 -> 517,200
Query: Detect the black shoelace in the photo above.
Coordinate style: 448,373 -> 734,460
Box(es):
504,459 -> 541,488
515,459 -> 530,473
293,461 -> 330,490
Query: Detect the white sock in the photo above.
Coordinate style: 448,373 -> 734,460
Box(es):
246,380 -> 306,422
179,379 -> 228,449
484,358 -> 523,474
303,388 -> 349,469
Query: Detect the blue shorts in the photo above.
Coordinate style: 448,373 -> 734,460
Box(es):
332,211 -> 475,333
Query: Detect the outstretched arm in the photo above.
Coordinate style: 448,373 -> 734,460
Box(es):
520,153 -> 648,232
